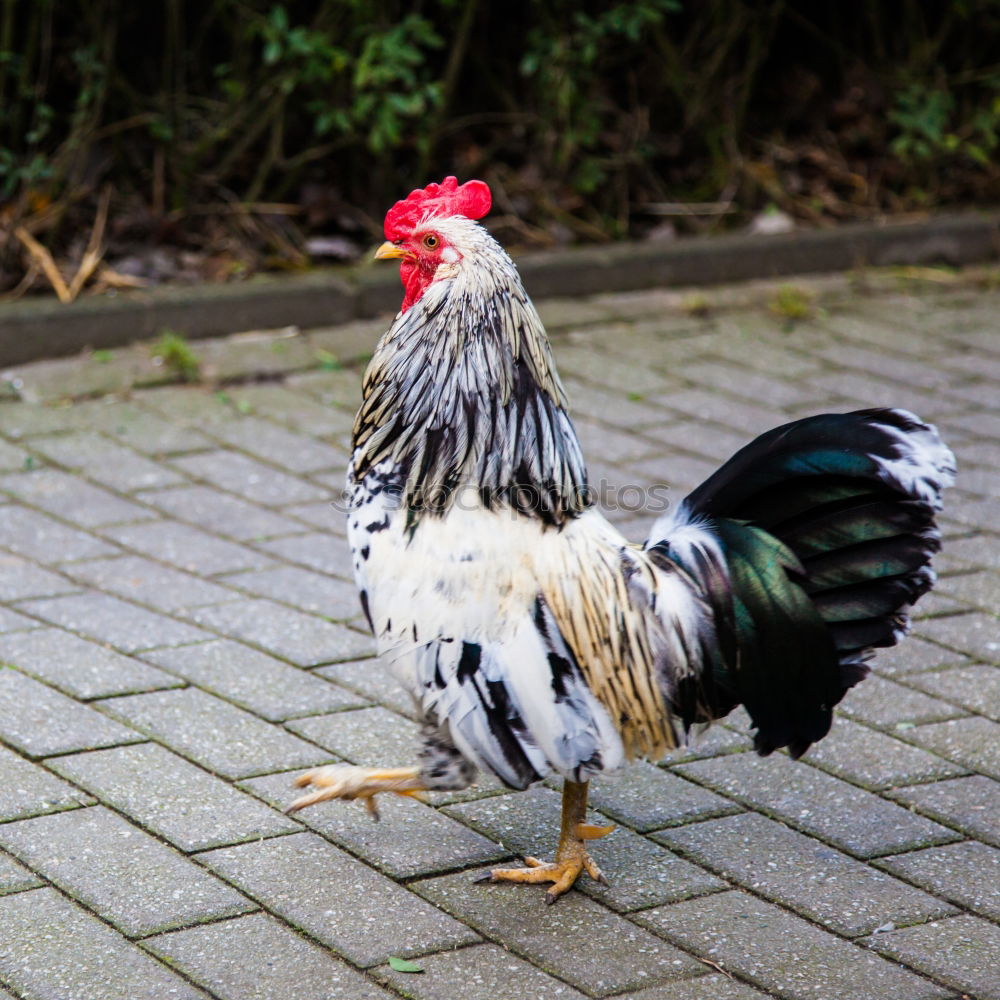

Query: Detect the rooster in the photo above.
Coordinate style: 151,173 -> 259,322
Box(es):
289,177 -> 955,903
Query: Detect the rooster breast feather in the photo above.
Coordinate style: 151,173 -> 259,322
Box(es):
349,472 -> 709,788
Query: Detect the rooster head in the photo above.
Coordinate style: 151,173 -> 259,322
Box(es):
375,176 -> 492,313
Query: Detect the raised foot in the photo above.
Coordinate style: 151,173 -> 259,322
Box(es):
286,764 -> 427,819
477,821 -> 615,904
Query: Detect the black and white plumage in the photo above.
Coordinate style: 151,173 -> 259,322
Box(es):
289,177 -> 954,899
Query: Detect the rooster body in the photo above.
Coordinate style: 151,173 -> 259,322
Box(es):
290,178 -> 955,902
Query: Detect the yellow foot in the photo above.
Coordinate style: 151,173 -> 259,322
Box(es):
286,764 -> 427,819
477,821 -> 615,904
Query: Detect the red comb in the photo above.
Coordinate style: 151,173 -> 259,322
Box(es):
384,176 -> 491,241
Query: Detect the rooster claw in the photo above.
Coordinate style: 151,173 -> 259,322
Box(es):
471,870 -> 494,884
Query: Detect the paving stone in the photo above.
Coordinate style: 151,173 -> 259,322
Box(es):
634,890 -> 951,1000
886,775 -> 1000,847
188,598 -> 373,665
141,638 -> 363,720
914,612 -> 1000,664
49,743 -> 299,851
836,673 -> 965,729
0,669 -> 142,757
16,592 -> 211,652
0,807 -> 254,937
0,849 -> 43,895
0,604 -> 42,632
76,399 -> 213,454
0,744 -> 91,821
802,717 -> 967,789
904,715 -> 1000,778
0,627 -> 181,698
205,416 -> 339,474
288,705 -> 420,765
220,564 -> 363,620
936,568 -> 1000,613
284,498 -> 347,531
375,942 -> 592,1000
941,532 -> 1000,571
676,752 -> 960,858
99,687 -> 329,778
104,518 -> 270,574
65,554 -> 235,612
0,503 -> 118,562
0,552 -> 75,601
862,914 -> 1000,1000
136,484 -> 300,541
907,662 -> 1000,720
199,832 -> 478,968
446,786 -> 725,913
616,973 -> 771,1000
171,450 -> 326,505
241,771 -> 507,878
0,436 -> 30,471
220,383 -> 357,437
146,912 -> 392,1000
870,633 -> 972,676
585,760 -> 743,832
0,887 -> 210,999
314,658 -> 414,719
657,812 -> 955,937
0,469 -> 153,527
253,530 -> 354,579
29,432 -> 188,491
413,868 -> 702,996
657,722 -> 753,763
876,840 -> 1000,921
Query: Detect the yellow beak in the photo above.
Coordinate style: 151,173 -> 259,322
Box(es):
374,241 -> 407,260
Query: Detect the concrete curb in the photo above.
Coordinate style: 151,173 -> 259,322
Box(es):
1,211 -> 997,367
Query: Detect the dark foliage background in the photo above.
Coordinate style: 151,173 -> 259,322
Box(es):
2,0 -> 999,294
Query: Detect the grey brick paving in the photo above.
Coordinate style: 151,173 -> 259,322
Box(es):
862,914 -> 1000,1000
16,591 -> 211,652
135,484 -> 300,540
0,552 -> 76,601
98,687 -> 330,778
141,638 -> 363,720
0,887 -> 210,999
171,449 -> 327,505
0,744 -> 91,821
0,626 -> 181,698
413,869 -> 704,996
0,503 -> 119,562
49,742 -> 299,851
657,812 -> 956,936
146,912 -> 393,1000
448,786 -> 726,913
0,468 -> 154,526
2,277 -> 998,999
0,668 -> 143,757
801,717 -> 968,789
188,597 -> 372,664
674,751 -> 960,857
375,942 -> 592,999
0,849 -> 43,895
104,518 -> 271,574
876,839 -> 1000,921
200,832 -> 479,967
634,890 -> 953,1000
242,771 -> 508,878
886,774 -> 1000,847
0,806 -> 255,936
65,554 -> 235,611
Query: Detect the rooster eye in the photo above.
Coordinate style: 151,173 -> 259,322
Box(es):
422,234 -> 439,249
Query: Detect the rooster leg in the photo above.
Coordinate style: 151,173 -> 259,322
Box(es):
480,780 -> 615,904
285,764 -> 428,819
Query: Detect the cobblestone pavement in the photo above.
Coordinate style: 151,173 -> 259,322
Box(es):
0,271 -> 998,1000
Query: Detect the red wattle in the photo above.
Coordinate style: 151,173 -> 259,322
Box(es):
400,262 -> 432,314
